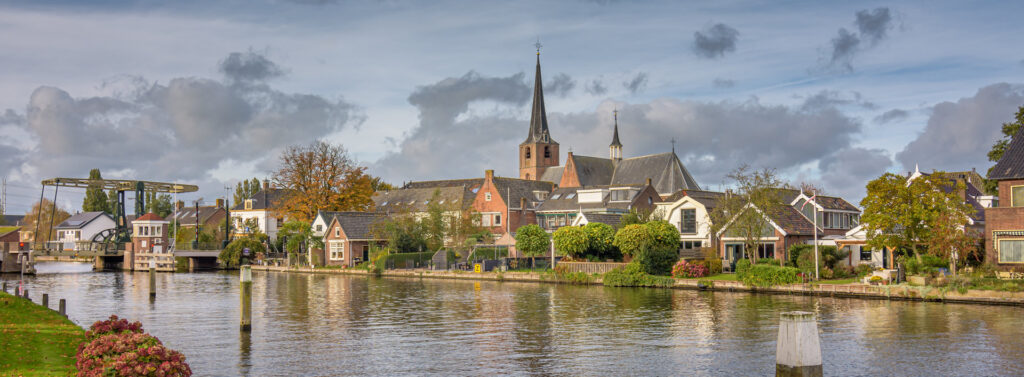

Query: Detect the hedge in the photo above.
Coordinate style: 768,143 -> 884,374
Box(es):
603,263 -> 675,288
382,251 -> 435,269
741,264 -> 802,288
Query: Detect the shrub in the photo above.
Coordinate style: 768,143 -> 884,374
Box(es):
756,258 -> 781,266
672,260 -> 710,278
76,316 -> 191,377
700,248 -> 723,274
221,237 -> 265,268
583,222 -> 618,259
741,264 -> 801,288
603,263 -> 675,287
613,224 -> 653,257
553,226 -> 589,258
553,265 -> 592,284
855,264 -> 875,277
821,266 -> 834,279
833,265 -> 854,279
646,220 -> 681,251
515,224 -> 551,257
789,244 -> 844,270
633,244 -> 678,276
735,259 -> 752,280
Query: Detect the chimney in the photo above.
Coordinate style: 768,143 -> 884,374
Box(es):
175,200 -> 184,211
263,180 -> 269,191
216,198 -> 224,208
646,178 -> 652,186
485,169 -> 494,181
520,197 -> 527,210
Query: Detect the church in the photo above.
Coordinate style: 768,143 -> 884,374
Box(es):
518,51 -> 701,195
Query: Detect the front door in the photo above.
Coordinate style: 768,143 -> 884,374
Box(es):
725,244 -> 744,271
361,245 -> 369,264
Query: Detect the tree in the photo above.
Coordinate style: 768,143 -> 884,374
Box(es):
373,214 -> 427,253
144,192 -> 173,217
233,178 -> 261,205
925,211 -> 981,276
583,222 -> 617,259
709,165 -> 788,263
278,220 -> 323,254
552,226 -> 588,257
619,208 -> 665,226
514,224 -> 550,257
860,172 -> 975,264
24,199 -> 72,243
82,169 -> 110,214
986,105 -> 1024,194
273,140 -> 375,222
370,176 -> 395,192
221,237 -> 265,268
107,189 -> 119,216
613,224 -> 653,258
646,220 -> 681,251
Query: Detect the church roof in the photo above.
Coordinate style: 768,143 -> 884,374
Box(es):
538,167 -> 564,184
610,152 -> 700,194
522,55 -> 555,145
989,130 -> 1024,180
610,114 -> 622,147
570,155 -> 616,187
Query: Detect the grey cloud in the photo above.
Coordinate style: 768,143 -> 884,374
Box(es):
546,73 -> 576,98
712,78 -> 735,88
10,51 -> 358,184
623,72 -> 648,94
800,90 -> 875,111
856,7 -> 894,45
819,147 -> 893,202
585,79 -> 607,95
219,50 -> 285,83
371,71 -> 531,181
693,23 -> 739,59
828,28 -> 860,73
896,83 -> 1024,172
873,108 -> 908,123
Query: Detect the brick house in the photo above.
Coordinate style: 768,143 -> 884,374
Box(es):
472,169 -> 553,236
716,203 -> 818,270
128,213 -> 173,271
320,212 -> 386,267
535,182 -> 659,232
985,131 -> 1024,269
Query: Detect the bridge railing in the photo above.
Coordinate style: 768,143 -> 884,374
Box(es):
174,242 -> 225,251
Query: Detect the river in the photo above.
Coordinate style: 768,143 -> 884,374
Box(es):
4,262 -> 1024,376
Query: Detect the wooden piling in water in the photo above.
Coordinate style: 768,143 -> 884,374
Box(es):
2,281 -> 6,293
149,261 -> 157,298
240,265 -> 252,332
776,311 -> 822,377
59,299 -> 66,317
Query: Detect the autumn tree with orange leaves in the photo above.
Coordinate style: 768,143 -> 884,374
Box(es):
272,140 -> 374,223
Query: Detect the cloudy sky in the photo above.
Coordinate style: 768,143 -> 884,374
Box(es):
1,0 -> 1023,213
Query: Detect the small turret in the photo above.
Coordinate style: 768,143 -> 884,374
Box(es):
609,109 -> 623,164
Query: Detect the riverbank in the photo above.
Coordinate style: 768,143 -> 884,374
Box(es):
0,291 -> 84,376
252,265 -> 1024,307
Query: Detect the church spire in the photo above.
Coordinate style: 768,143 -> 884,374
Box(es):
524,41 -> 554,144
610,109 -> 623,163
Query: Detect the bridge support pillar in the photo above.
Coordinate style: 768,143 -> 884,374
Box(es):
93,256 -> 104,271
189,257 -> 196,272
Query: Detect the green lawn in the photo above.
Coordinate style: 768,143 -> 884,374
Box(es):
702,273 -> 738,281
813,278 -> 861,285
0,291 -> 85,376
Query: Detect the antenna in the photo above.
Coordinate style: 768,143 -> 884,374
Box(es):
1,176 -> 5,215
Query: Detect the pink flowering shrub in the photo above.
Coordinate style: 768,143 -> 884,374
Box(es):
672,260 -> 710,278
76,315 -> 191,377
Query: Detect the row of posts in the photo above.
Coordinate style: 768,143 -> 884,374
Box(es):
2,281 -> 67,317
146,261 -> 252,333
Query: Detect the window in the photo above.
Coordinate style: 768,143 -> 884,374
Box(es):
482,215 -> 491,226
485,193 -> 492,201
823,212 -> 831,228
494,214 -> 501,226
565,192 -> 576,199
330,241 -> 345,261
682,241 -> 702,250
335,226 -> 340,237
610,189 -> 630,201
544,146 -> 550,158
860,246 -> 873,261
757,243 -> 775,259
525,147 -> 531,159
550,193 -> 561,200
316,224 -> 323,232
998,239 -> 1024,263
244,200 -> 253,210
680,209 -> 697,234
1013,186 -> 1024,207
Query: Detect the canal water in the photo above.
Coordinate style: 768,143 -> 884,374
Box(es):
4,262 -> 1024,376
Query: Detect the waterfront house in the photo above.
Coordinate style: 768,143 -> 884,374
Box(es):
471,169 -> 553,236
716,202 -> 819,269
320,212 -> 387,267
165,200 -> 227,232
535,182 -> 659,232
230,182 -> 288,240
53,211 -> 115,249
657,189 -> 724,258
128,213 -> 173,271
985,131 -> 1024,270
571,212 -> 624,229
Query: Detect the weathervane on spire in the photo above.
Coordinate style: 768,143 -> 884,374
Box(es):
671,138 -> 676,153
535,38 -> 542,56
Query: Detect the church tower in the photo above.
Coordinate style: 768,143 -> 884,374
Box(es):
519,46 -> 559,181
609,109 -> 623,165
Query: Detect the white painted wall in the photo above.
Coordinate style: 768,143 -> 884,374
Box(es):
659,197 -> 713,244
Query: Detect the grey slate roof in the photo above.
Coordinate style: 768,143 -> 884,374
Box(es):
230,188 -> 289,211
536,185 -> 645,213
56,212 -> 111,230
331,212 -> 386,240
571,155 -> 616,187
580,213 -> 623,229
610,152 -> 700,194
373,185 -> 475,213
769,206 -> 817,235
781,189 -> 859,212
522,55 -> 556,145
1,214 -> 25,226
538,167 -> 564,184
492,177 -> 554,209
166,206 -> 223,226
990,130 -> 1024,180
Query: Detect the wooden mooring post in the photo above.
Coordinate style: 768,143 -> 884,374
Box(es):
59,298 -> 66,317
149,260 -> 157,298
240,265 -> 252,332
42,293 -> 49,308
776,311 -> 822,377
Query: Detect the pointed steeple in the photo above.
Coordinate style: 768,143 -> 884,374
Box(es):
609,109 -> 623,163
524,46 -> 554,144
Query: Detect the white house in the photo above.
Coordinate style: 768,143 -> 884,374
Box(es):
657,190 -> 723,257
230,185 -> 288,240
53,211 -> 116,250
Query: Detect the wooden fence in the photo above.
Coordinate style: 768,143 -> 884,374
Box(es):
558,261 -> 628,275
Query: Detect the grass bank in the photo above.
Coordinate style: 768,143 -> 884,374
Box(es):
0,291 -> 85,376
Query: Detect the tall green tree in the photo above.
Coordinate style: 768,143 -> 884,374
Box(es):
552,226 -> 588,257
82,169 -> 110,214
985,105 -> 1024,194
860,172 -> 976,264
233,178 -> 262,205
144,192 -> 173,217
514,224 -> 550,257
709,165 -> 788,263
106,189 -> 119,216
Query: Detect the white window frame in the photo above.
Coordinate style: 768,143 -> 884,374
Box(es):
485,192 -> 492,201
998,238 -> 1024,264
330,241 -> 345,261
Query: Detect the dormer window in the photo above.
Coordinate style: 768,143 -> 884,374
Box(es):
244,200 -> 253,210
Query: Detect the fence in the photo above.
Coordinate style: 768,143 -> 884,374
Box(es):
557,261 -> 629,275
384,251 -> 435,269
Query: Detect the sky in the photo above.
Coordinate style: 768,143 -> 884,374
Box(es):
1,0 -> 1023,214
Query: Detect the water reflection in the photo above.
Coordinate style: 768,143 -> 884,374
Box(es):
3,263 -> 1024,376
